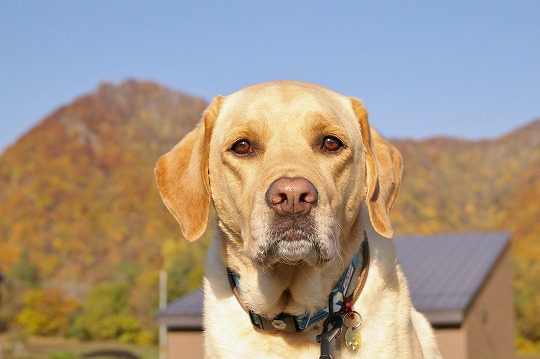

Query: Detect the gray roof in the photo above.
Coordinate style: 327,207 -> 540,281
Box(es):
158,288 -> 203,329
394,232 -> 511,326
159,232 -> 511,328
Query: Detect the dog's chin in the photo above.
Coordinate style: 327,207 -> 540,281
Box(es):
266,239 -> 320,266
260,230 -> 329,267
251,215 -> 334,267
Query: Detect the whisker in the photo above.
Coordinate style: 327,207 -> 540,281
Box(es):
298,261 -> 317,289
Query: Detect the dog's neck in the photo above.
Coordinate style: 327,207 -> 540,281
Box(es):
221,229 -> 370,333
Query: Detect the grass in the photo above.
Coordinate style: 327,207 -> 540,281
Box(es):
0,336 -> 158,359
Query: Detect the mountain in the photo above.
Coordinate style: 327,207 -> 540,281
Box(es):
0,80 -> 207,289
391,119 -> 540,238
0,80 -> 538,347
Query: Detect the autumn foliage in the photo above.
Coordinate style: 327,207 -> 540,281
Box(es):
17,288 -> 80,336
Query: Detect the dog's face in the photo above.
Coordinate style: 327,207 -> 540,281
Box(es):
208,82 -> 370,267
156,81 -> 402,270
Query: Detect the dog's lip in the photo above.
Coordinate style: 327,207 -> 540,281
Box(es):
263,237 -> 325,265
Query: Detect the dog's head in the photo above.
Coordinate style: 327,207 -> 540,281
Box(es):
155,81 -> 402,268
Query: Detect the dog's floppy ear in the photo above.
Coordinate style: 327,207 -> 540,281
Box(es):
351,98 -> 403,238
155,96 -> 223,241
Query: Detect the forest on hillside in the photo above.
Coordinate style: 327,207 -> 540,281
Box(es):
0,80 -> 538,352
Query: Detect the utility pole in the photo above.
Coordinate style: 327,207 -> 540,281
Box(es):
159,269 -> 167,359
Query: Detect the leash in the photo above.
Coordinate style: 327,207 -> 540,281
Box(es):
317,313 -> 344,358
317,291 -> 343,358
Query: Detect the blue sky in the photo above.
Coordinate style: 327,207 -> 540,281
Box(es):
1,1 -> 539,152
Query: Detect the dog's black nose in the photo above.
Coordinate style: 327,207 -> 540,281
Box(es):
266,177 -> 318,216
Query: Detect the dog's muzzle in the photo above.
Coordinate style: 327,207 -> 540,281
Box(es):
260,177 -> 325,264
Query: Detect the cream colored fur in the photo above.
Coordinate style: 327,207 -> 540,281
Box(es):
155,81 -> 441,358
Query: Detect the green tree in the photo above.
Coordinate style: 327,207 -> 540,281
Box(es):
515,259 -> 540,350
10,252 -> 39,287
72,282 -> 141,342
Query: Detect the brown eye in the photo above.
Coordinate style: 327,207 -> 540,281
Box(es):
322,136 -> 343,152
231,139 -> 252,155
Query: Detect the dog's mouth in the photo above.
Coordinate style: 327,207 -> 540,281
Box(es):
258,215 -> 329,266
267,235 -> 320,264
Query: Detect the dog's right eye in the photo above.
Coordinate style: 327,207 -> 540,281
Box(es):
231,139 -> 252,156
322,136 -> 344,152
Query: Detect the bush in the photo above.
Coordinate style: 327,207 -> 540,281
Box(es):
17,288 -> 80,336
72,282 -> 142,342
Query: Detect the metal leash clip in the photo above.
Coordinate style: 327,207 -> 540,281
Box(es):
316,313 -> 344,359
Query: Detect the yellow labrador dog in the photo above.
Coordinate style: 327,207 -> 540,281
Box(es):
156,81 -> 441,358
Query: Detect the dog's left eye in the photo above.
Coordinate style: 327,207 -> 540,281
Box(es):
231,139 -> 252,156
322,136 -> 343,152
